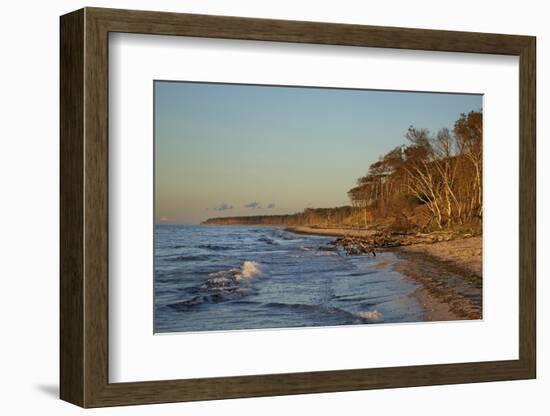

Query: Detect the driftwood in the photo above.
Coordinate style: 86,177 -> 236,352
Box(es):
332,230 -> 475,256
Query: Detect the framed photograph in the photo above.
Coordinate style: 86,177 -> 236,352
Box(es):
60,7 -> 536,407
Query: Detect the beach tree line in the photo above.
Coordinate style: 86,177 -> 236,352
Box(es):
202,206 -> 355,226
347,110 -> 482,230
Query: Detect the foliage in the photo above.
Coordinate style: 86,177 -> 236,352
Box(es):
347,110 -> 482,230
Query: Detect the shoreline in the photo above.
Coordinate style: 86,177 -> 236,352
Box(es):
285,225 -> 377,238
286,225 -> 482,322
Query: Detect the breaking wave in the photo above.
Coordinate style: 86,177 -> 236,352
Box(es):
207,260 -> 263,282
354,310 -> 383,322
166,261 -> 263,311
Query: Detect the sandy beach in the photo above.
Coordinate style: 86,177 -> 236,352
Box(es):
399,237 -> 482,276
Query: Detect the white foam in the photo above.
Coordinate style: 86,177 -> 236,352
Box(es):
235,261 -> 263,280
206,277 -> 230,285
355,310 -> 383,322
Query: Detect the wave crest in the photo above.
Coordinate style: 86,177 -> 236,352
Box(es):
207,260 -> 262,283
236,261 -> 263,280
354,310 -> 383,321
167,261 -> 263,311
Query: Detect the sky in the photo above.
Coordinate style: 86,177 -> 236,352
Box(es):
154,81 -> 482,224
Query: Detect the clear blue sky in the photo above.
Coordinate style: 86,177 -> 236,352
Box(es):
155,81 -> 482,224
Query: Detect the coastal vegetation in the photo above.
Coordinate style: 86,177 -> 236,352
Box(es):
203,110 -> 482,234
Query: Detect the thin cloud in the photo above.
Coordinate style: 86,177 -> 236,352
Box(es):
213,203 -> 233,211
244,201 -> 262,209
267,203 -> 275,209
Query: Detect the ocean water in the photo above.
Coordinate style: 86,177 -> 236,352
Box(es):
154,225 -> 424,333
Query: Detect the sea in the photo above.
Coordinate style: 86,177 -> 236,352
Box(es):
154,225 -> 425,333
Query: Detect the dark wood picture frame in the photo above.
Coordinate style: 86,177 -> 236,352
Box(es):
60,7 -> 536,408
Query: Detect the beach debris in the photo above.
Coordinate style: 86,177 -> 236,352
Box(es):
334,236 -> 378,256
331,228 -> 477,256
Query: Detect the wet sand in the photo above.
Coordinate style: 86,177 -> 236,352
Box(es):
395,238 -> 482,321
